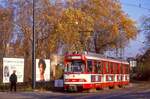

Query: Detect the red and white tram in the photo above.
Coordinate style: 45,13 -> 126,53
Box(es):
64,52 -> 130,91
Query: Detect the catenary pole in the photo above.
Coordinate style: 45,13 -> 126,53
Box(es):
32,0 -> 36,89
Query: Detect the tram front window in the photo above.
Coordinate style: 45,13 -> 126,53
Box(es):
65,60 -> 85,72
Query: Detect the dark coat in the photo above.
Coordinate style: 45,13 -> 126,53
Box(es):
9,73 -> 17,83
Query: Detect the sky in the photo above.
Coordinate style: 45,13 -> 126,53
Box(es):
120,0 -> 150,58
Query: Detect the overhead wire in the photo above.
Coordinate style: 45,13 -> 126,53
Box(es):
120,0 -> 150,11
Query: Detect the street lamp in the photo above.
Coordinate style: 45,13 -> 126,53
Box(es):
32,0 -> 36,89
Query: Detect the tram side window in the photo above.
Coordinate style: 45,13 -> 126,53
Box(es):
105,62 -> 109,73
119,64 -> 122,74
114,63 -> 118,74
124,65 -> 127,74
123,64 -> 126,74
94,61 -> 101,73
128,65 -> 130,74
116,63 -> 119,74
94,61 -> 97,73
110,62 -> 113,74
101,61 -> 104,73
87,60 -> 92,73
122,65 -> 124,74
126,65 -> 129,74
124,65 -> 126,74
98,62 -> 102,73
113,63 -> 116,74
120,64 -> 123,74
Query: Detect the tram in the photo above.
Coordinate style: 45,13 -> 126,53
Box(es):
64,52 -> 130,91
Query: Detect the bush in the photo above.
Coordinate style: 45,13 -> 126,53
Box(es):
55,64 -> 64,79
0,83 -> 9,91
136,62 -> 150,80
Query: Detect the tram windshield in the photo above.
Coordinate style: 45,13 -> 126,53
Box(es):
65,60 -> 85,73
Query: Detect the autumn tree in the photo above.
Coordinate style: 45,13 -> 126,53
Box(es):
136,49 -> 150,80
6,0 -> 64,81
35,0 -> 63,58
7,0 -> 33,81
135,14 -> 150,80
37,0 -> 137,55
77,0 -> 138,54
142,14 -> 150,47
55,7 -> 94,52
7,0 -> 138,57
0,6 -> 14,82
0,7 -> 14,58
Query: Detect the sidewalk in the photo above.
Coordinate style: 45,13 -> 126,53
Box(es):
0,92 -> 32,99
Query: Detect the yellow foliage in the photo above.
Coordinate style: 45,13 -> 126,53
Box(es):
9,0 -> 137,56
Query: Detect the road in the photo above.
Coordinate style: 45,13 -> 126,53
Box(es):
0,82 -> 150,99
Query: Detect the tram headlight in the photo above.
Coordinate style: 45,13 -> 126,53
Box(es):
79,79 -> 86,82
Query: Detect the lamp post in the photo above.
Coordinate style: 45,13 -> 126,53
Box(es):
32,0 -> 36,89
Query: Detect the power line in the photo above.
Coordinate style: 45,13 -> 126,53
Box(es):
121,2 -> 150,11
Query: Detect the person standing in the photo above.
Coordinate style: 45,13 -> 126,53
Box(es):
9,70 -> 17,92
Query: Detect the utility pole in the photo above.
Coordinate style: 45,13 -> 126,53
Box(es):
32,0 -> 36,89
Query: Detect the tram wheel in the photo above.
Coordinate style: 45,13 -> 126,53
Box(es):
118,85 -> 123,88
88,88 -> 97,93
109,86 -> 114,89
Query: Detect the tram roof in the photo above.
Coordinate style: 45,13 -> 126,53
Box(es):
66,51 -> 129,64
84,52 -> 129,64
